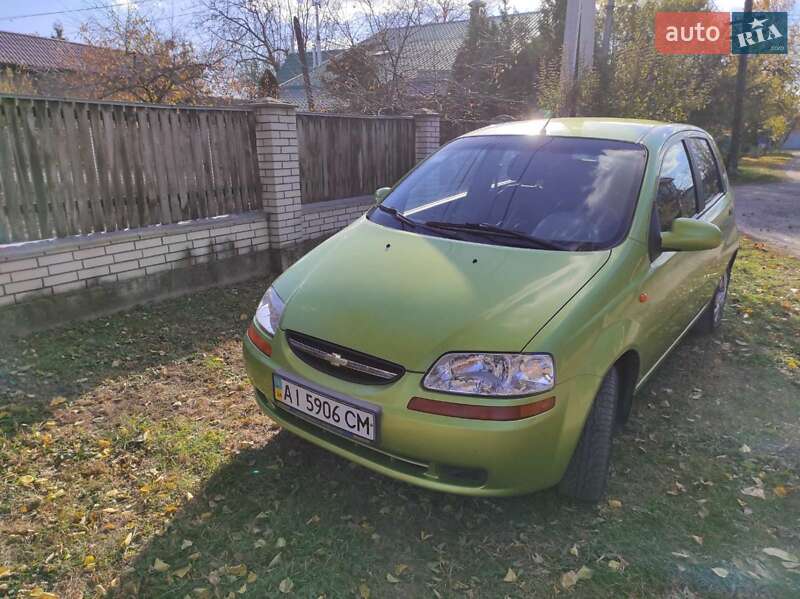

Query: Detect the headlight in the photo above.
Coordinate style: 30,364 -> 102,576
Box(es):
254,286 -> 285,336
423,353 -> 554,396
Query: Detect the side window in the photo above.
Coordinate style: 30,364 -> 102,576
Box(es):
686,138 -> 724,209
656,142 -> 696,232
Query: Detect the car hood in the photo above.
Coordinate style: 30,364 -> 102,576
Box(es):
276,219 -> 610,372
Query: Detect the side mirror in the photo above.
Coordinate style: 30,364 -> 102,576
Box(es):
661,218 -> 722,252
374,187 -> 391,203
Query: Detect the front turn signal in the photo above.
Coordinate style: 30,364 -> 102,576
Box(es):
247,322 -> 272,357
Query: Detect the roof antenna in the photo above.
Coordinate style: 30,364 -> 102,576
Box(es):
539,110 -> 553,136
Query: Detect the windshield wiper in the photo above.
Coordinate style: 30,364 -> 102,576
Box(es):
376,204 -> 464,239
376,204 -> 418,227
423,221 -> 568,251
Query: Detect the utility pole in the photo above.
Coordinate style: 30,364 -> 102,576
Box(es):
727,0 -> 754,173
560,0 -> 595,116
313,0 -> 322,68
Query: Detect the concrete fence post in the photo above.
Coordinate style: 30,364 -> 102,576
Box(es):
251,97 -> 304,247
414,110 -> 440,163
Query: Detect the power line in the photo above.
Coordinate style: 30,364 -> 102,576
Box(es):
0,0 -> 167,22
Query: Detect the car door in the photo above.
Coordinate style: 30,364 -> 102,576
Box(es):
638,136 -> 702,373
684,136 -> 731,310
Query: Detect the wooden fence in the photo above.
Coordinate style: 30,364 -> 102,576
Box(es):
440,118 -> 494,145
296,113 -> 415,203
0,96 -> 259,243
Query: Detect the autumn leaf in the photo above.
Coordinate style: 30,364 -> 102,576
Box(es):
275,537 -> 287,548
741,486 -> 766,499
247,571 -> 257,583
153,558 -> 170,572
607,560 -> 621,572
763,548 -> 799,562
608,499 -> 622,509
83,555 -> 96,571
226,564 -> 247,577
691,535 -> 704,545
29,588 -> 58,599
386,573 -> 399,583
773,485 -> 790,497
18,475 -> 35,487
0,566 -> 13,579
181,539 -> 193,550
174,564 -> 192,578
503,567 -> 518,582
576,566 -> 593,580
394,563 -> 409,576
358,583 -> 370,599
561,570 -> 578,589
278,577 -> 294,593
711,567 -> 729,578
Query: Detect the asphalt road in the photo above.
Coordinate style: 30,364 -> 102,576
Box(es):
733,152 -> 800,258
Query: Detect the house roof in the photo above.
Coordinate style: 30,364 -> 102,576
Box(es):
277,50 -> 343,83
280,11 -> 542,109
0,30 -> 97,72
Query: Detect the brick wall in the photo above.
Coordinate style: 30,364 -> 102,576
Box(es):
302,196 -> 374,239
0,212 -> 269,308
414,112 -> 441,163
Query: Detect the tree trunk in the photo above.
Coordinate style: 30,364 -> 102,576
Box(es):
726,0 -> 754,173
293,16 -> 316,111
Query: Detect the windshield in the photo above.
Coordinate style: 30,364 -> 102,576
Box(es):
368,135 -> 647,250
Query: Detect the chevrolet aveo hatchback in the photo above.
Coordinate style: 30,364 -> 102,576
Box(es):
243,118 -> 738,502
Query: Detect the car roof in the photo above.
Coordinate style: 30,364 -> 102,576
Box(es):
461,117 -> 703,146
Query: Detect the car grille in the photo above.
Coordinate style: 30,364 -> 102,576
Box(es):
286,330 -> 405,385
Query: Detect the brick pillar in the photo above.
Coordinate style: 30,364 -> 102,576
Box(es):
251,97 -> 304,247
414,110 -> 440,163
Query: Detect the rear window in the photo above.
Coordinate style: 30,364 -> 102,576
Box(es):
686,138 -> 724,209
370,135 -> 647,250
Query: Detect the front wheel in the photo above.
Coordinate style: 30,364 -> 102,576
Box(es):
558,367 -> 619,503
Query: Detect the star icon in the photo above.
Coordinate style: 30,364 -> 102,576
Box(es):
749,16 -> 767,29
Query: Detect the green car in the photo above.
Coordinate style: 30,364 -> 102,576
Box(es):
243,118 -> 738,502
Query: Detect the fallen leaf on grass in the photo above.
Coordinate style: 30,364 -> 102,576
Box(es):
83,555 -> 96,571
153,558 -> 170,573
17,475 -> 35,487
569,544 -> 579,557
712,567 -> 729,578
503,568 -> 518,582
763,548 -> 800,562
774,485 -> 791,497
691,535 -> 704,546
29,588 -> 58,599
254,539 -> 267,548
386,573 -> 399,583
394,564 -> 409,576
226,564 -> 247,577
268,553 -> 281,568
607,499 -> 622,509
181,539 -> 193,550
247,572 -> 257,583
358,583 -> 370,599
740,444 -> 752,454
561,566 -> 592,589
275,537 -> 286,548
0,566 -> 13,579
741,486 -> 766,499
278,578 -> 294,593
607,560 -> 621,572
174,565 -> 192,578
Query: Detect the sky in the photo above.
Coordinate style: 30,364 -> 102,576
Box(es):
0,0 -> 796,43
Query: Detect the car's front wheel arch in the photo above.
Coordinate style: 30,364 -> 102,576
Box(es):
614,350 -> 640,426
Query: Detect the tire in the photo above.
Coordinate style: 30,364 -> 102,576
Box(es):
694,269 -> 730,335
558,367 -> 619,503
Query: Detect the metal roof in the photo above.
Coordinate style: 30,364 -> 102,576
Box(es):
0,30 -> 96,72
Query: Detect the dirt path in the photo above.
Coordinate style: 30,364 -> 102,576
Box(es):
733,151 -> 800,258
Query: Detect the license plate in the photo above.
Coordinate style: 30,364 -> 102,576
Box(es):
272,374 -> 378,442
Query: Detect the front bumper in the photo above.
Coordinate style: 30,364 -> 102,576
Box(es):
243,328 -> 602,496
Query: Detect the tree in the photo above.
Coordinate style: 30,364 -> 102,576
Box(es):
76,8 -> 220,104
323,0 -> 424,113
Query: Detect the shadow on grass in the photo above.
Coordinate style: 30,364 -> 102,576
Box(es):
0,281 -> 267,437
112,428 -> 574,597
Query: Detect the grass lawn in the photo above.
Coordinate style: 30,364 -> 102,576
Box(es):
731,152 -> 796,184
1,238 -> 799,598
